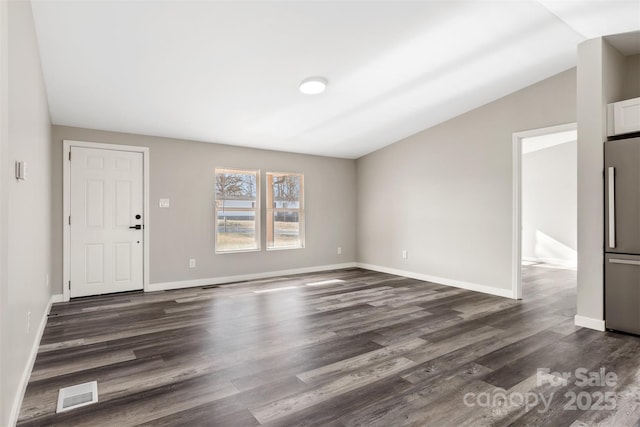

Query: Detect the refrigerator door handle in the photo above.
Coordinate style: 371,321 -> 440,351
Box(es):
608,166 -> 616,249
609,258 -> 640,266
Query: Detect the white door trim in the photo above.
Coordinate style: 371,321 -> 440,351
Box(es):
63,140 -> 150,302
511,122 -> 576,300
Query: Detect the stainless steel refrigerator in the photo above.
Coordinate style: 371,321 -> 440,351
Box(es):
605,136 -> 640,335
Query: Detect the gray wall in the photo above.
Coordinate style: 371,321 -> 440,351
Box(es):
356,69 -> 576,293
623,54 -> 640,99
522,141 -> 577,266
1,0 -> 53,424
51,126 -> 357,292
576,38 -> 605,325
576,37 -> 634,324
0,0 -> 6,420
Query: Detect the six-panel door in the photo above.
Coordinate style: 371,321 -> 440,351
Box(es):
70,147 -> 144,298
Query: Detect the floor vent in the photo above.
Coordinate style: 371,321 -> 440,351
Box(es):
56,381 -> 98,413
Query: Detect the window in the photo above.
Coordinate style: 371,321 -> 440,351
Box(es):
266,172 -> 304,250
215,168 -> 259,253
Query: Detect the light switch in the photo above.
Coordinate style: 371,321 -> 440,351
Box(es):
15,161 -> 28,180
159,198 -> 170,208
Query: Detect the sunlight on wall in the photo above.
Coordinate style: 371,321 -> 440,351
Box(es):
533,229 -> 577,267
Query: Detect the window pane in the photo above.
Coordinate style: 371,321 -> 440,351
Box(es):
266,172 -> 304,250
272,175 -> 300,207
215,169 -> 259,252
215,170 -> 257,201
216,216 -> 257,251
272,210 -> 301,248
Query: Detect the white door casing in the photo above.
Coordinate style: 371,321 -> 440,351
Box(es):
63,141 -> 149,300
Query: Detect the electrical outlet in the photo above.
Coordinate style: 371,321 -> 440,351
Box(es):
337,247 -> 342,255
26,311 -> 31,333
402,250 -> 408,259
159,198 -> 170,208
189,258 -> 196,268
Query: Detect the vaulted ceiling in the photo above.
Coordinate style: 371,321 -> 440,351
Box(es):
31,1 -> 640,158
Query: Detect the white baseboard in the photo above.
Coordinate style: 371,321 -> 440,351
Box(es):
574,315 -> 605,331
356,263 -> 514,299
9,293 -> 60,426
148,263 -> 357,292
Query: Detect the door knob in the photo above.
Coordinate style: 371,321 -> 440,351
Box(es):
129,224 -> 142,230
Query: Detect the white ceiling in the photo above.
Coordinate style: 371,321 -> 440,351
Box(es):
31,1 -> 640,159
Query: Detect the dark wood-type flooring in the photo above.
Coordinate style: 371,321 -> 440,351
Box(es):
17,265 -> 640,426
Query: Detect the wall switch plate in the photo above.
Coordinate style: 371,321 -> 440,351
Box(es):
15,161 -> 28,180
402,250 -> 408,259
159,198 -> 170,208
337,247 -> 342,255
189,259 -> 196,268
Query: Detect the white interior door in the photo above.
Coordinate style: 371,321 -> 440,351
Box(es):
70,146 -> 144,298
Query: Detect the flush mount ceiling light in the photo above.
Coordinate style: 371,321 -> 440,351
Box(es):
299,77 -> 328,95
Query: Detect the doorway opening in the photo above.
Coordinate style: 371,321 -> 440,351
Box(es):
512,123 -> 577,299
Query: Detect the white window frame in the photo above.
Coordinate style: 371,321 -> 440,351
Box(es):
266,171 -> 305,251
214,168 -> 260,253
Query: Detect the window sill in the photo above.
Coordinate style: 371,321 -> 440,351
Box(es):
215,248 -> 261,254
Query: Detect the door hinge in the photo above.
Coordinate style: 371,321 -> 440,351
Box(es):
68,281 -> 71,290
68,151 -> 71,161
68,216 -> 71,225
